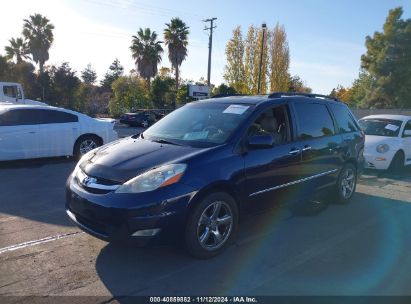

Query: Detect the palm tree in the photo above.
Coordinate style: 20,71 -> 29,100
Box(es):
22,13 -> 54,73
164,18 -> 189,92
5,37 -> 30,63
130,28 -> 163,88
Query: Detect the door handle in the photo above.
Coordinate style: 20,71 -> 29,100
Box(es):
28,131 -> 36,134
302,145 -> 311,152
289,148 -> 300,156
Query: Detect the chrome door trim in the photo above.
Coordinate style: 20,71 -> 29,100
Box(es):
249,169 -> 338,197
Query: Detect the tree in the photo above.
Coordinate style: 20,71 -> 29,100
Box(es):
164,17 -> 189,97
244,25 -> 258,94
224,26 -> 246,93
330,85 -> 354,104
151,76 -> 176,108
109,76 -> 151,116
5,37 -> 30,63
0,55 -> 12,80
74,83 -> 110,115
268,23 -> 290,92
22,14 -> 54,73
288,75 -> 312,93
361,7 -> 411,108
50,62 -> 80,108
212,83 -> 237,97
130,28 -> 163,88
158,66 -> 172,78
100,58 -> 124,90
81,64 -> 97,84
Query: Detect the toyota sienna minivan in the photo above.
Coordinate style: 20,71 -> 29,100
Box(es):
66,93 -> 364,258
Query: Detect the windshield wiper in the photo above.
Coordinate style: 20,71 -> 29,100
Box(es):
150,138 -> 182,146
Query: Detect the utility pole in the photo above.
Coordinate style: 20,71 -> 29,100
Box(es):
257,23 -> 267,95
203,17 -> 217,91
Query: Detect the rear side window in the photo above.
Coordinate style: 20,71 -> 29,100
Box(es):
0,109 -> 43,126
41,110 -> 78,123
329,104 -> 359,133
3,86 -> 17,98
293,102 -> 335,139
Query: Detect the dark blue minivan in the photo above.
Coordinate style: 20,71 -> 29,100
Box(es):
66,93 -> 364,258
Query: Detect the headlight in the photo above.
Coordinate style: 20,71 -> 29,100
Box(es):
115,164 -> 187,193
376,144 -> 390,153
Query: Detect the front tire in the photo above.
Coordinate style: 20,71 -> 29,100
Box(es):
185,192 -> 238,259
389,151 -> 404,175
73,135 -> 101,159
335,163 -> 357,204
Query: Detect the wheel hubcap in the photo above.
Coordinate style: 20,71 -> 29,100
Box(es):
197,201 -> 233,251
79,139 -> 97,155
341,168 -> 355,198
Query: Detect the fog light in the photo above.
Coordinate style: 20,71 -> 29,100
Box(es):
375,157 -> 386,161
131,228 -> 161,237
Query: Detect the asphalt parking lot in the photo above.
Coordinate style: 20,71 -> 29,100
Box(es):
1,125 -> 411,299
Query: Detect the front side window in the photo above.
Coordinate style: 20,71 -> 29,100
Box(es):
293,102 -> 335,140
247,105 -> 290,144
0,109 -> 42,126
144,102 -> 254,146
330,103 -> 359,133
358,118 -> 402,137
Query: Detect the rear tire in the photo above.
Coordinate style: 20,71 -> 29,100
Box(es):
185,192 -> 238,259
334,163 -> 357,204
389,151 -> 404,175
73,135 -> 102,159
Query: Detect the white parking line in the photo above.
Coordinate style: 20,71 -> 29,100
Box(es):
0,231 -> 84,254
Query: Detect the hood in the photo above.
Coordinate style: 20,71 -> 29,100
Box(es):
364,135 -> 399,151
81,136 -> 211,183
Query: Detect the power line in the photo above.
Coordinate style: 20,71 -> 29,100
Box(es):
203,17 -> 217,89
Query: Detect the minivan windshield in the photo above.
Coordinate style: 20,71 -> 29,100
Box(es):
358,118 -> 402,137
143,102 -> 254,147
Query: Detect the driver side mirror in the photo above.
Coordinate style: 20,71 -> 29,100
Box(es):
247,135 -> 274,148
403,130 -> 411,137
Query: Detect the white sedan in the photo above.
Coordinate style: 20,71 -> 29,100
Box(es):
0,104 -> 118,161
359,114 -> 411,173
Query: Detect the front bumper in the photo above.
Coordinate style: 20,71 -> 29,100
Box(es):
66,174 -> 197,245
363,152 -> 393,170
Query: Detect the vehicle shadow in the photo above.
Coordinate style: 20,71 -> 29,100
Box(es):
362,166 -> 411,181
95,192 -> 411,298
0,157 -> 76,227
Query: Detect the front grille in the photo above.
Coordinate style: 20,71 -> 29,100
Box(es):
75,169 -> 120,194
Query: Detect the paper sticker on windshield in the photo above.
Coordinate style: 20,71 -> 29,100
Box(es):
385,124 -> 399,131
223,105 -> 249,115
183,131 -> 209,140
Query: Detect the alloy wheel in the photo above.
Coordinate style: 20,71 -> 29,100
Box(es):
79,139 -> 97,155
197,201 -> 233,251
340,168 -> 355,199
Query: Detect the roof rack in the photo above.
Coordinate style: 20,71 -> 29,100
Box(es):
267,92 -> 339,101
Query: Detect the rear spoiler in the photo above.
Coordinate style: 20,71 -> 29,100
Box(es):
95,118 -> 116,124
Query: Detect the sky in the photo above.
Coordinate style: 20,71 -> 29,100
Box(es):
1,0 -> 410,94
